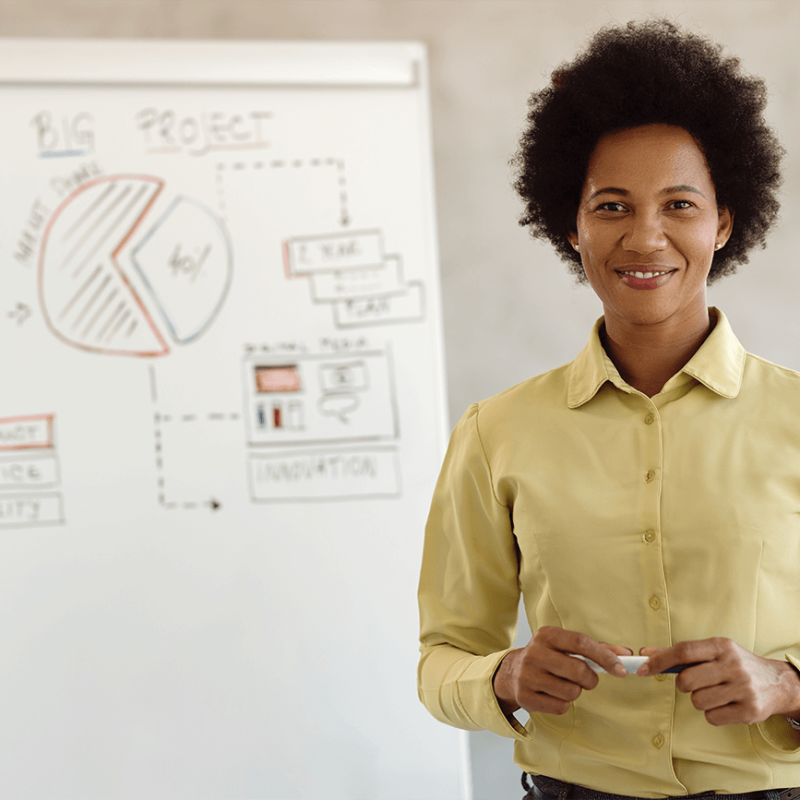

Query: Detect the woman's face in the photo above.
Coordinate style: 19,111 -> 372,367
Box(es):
569,124 -> 733,328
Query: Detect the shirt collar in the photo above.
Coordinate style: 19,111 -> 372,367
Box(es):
567,307 -> 746,408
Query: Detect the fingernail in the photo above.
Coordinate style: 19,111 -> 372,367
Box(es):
637,665 -> 650,676
612,660 -> 628,677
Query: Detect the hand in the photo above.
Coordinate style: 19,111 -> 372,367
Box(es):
638,638 -> 800,726
493,626 -> 630,717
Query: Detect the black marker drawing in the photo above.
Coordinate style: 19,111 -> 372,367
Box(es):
6,303 -> 32,326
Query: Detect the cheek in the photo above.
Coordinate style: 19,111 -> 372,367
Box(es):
685,223 -> 719,266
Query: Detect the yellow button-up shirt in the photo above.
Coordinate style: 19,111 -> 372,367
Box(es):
418,309 -> 800,796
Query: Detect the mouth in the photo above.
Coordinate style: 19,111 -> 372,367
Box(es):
615,268 -> 677,290
616,269 -> 675,279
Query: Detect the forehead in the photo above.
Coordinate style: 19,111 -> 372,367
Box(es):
583,124 -> 714,193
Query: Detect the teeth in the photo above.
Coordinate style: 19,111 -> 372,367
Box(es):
622,271 -> 670,279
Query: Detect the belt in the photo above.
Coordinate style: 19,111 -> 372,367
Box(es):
527,775 -> 800,800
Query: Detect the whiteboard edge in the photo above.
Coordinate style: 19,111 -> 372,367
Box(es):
0,38 -> 425,87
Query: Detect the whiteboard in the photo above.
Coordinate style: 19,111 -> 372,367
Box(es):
0,39 -> 464,800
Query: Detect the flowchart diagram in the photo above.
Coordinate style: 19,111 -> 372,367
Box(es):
10,148 -> 425,517
4,49 -> 434,522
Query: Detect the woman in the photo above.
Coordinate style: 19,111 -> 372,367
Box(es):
417,19 -> 800,799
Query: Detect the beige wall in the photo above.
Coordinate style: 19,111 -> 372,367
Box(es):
3,0 -> 799,426
2,4 -> 799,796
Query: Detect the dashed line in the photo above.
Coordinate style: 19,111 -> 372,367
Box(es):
151,410 -> 240,511
215,165 -> 227,222
156,412 -> 241,424
216,156 -> 350,226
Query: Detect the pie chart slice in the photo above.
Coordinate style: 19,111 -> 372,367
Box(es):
38,175 -> 170,357
131,196 -> 233,345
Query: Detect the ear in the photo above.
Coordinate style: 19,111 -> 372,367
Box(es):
567,231 -> 579,251
716,207 -> 734,248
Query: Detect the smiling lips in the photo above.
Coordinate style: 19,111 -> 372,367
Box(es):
616,268 -> 676,290
617,269 -> 675,279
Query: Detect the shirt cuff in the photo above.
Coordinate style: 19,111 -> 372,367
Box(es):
459,649 -> 532,741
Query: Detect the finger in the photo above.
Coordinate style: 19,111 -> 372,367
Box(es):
536,627 -> 627,678
637,639 -> 722,676
687,683 -> 735,712
703,704 -> 742,727
518,636 -> 599,691
675,662 -> 722,694
602,643 -> 634,656
639,647 -> 664,657
514,668 -> 586,713
544,651 -> 600,690
535,672 -> 586,703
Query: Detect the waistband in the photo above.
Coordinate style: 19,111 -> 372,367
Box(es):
524,774 -> 800,800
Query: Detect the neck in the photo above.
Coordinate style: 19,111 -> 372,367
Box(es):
601,306 -> 714,397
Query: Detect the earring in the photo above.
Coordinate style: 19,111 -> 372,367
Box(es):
715,243 -> 723,250
573,243 -> 580,251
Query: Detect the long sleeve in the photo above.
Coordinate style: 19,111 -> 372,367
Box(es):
417,403 -> 531,741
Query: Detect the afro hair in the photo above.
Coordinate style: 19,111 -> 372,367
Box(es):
512,18 -> 784,284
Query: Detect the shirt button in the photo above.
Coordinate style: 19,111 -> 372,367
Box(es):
655,674 -> 668,682
643,529 -> 657,544
652,734 -> 666,749
649,596 -> 662,610
644,413 -> 655,425
645,470 -> 656,483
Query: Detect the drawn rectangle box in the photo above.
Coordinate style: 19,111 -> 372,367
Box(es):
0,451 -> 60,490
0,414 -> 54,451
308,255 -> 404,302
318,360 -> 369,393
0,493 -> 64,529
248,447 -> 400,502
285,230 -> 383,275
333,281 -> 425,328
244,350 -> 398,447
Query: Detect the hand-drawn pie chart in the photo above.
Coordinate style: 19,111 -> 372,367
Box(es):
38,174 -> 233,357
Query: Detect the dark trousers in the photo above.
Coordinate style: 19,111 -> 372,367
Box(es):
521,773 -> 800,800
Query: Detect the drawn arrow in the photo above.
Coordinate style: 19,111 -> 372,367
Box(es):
6,303 -> 32,326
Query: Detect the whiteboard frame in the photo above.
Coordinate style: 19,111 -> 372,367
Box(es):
0,35 -> 464,800
0,38 -> 420,88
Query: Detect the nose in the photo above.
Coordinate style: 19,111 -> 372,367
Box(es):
621,211 -> 668,254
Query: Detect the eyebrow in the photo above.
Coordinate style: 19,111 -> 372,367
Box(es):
588,185 -> 706,200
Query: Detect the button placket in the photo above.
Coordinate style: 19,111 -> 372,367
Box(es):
635,399 -> 672,767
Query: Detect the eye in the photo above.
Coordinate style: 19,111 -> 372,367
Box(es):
596,201 -> 627,212
669,199 -> 694,210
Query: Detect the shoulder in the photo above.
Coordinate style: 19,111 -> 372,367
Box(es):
461,361 -> 573,446
743,351 -> 800,392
